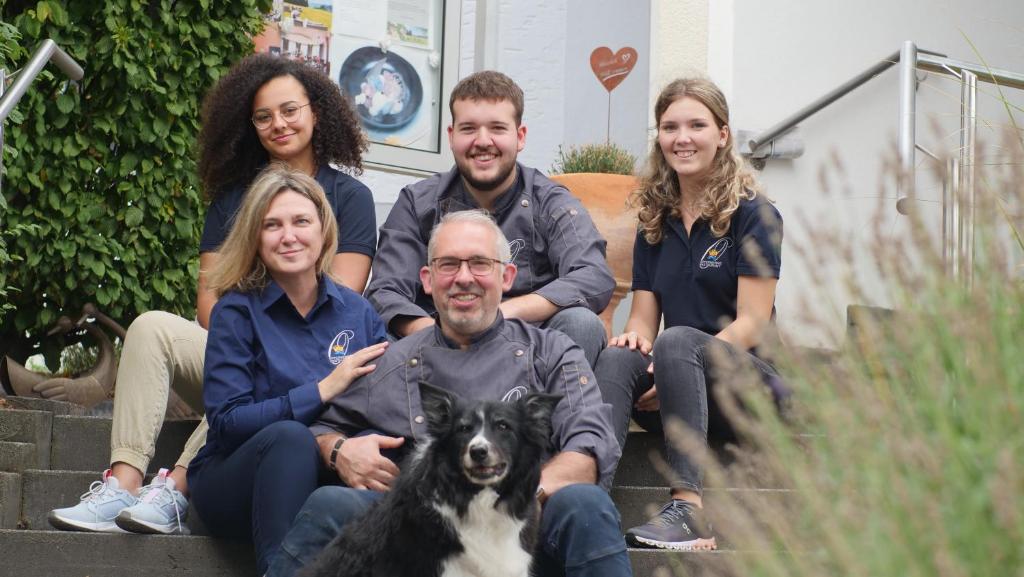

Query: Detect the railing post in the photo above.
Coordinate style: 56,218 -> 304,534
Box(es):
896,41 -> 918,213
958,70 -> 977,287
943,158 -> 959,278
0,67 -> 5,199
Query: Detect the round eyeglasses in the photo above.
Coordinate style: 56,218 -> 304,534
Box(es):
252,103 -> 311,131
430,257 -> 505,276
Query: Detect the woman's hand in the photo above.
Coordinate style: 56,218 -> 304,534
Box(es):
317,341 -> 389,402
608,331 -> 654,355
635,361 -> 660,411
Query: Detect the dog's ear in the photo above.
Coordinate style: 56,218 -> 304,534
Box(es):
521,392 -> 561,428
419,381 -> 456,428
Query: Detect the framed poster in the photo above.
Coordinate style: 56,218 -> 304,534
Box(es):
255,0 -> 459,175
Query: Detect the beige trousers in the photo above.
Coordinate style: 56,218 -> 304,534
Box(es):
109,311 -> 209,474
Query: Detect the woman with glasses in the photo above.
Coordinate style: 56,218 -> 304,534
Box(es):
188,164 -> 386,574
593,78 -> 783,552
48,54 -> 377,543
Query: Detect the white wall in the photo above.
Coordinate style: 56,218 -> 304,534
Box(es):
704,0 -> 1024,347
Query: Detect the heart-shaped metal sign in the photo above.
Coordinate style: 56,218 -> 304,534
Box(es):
590,46 -> 638,92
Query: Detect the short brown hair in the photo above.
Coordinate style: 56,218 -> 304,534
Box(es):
448,71 -> 524,125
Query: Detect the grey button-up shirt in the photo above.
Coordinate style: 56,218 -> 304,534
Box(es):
366,164 -> 615,332
311,316 -> 620,489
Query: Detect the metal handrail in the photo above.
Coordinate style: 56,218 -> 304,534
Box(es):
0,39 -> 84,199
0,39 -> 84,123
747,48 -> 945,154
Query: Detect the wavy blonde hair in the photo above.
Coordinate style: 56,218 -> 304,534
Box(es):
205,163 -> 339,296
633,78 -> 761,244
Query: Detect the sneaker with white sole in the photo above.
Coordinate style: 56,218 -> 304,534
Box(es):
48,469 -> 137,533
115,468 -> 190,535
625,499 -> 717,550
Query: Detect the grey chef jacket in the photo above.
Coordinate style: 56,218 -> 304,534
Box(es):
310,314 -> 621,489
365,163 -> 615,333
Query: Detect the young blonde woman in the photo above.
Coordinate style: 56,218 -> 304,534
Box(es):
49,54 -> 375,537
594,78 -> 783,550
187,164 -> 387,575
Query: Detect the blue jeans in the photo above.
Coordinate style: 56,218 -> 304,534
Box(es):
266,483 -> 631,577
188,420 -> 321,575
594,326 -> 778,494
542,306 -> 606,369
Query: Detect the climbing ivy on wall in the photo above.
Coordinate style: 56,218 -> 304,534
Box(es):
0,0 -> 270,361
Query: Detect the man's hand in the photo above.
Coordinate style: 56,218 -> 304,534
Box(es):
635,361 -> 660,411
335,435 -> 405,492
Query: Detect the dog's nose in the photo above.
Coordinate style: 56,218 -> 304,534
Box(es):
469,445 -> 489,463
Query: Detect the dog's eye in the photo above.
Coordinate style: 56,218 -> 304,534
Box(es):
494,421 -> 510,431
457,424 -> 473,433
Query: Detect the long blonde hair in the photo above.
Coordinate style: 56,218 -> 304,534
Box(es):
633,78 -> 761,244
205,163 -> 339,296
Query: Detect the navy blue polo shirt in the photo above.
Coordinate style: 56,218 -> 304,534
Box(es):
633,196 -> 782,338
200,165 -> 377,258
191,278 -> 386,468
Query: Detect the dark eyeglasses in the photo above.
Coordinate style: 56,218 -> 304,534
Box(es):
430,257 -> 505,276
252,103 -> 311,130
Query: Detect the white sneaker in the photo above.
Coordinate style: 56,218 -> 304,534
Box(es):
48,469 -> 137,533
115,468 -> 190,535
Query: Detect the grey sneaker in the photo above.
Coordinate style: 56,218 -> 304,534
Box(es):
48,469 -> 137,533
115,468 -> 190,535
625,499 -> 717,550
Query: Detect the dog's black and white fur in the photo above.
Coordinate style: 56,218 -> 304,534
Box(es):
299,382 -> 561,577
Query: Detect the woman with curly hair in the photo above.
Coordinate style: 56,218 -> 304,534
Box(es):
593,78 -> 783,551
49,54 -> 376,544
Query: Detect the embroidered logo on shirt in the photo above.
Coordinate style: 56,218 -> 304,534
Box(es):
328,330 -> 355,365
501,385 -> 529,402
699,238 -> 733,269
508,239 -> 526,263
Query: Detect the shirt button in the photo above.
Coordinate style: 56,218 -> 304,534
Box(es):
521,199 -> 530,208
414,415 -> 425,424
569,208 -> 578,216
580,376 -> 589,385
515,349 -> 524,357
408,358 -> 419,367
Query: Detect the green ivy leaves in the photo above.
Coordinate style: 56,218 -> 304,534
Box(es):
0,0 -> 271,360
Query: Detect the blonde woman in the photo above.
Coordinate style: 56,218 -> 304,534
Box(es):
594,78 -> 783,551
186,164 -> 387,574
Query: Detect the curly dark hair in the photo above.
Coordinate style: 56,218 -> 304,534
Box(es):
197,53 -> 367,200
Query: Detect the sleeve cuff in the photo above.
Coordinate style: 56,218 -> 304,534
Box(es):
562,432 -> 619,489
288,381 -> 324,424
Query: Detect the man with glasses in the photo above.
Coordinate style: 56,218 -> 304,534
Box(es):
265,210 -> 631,577
365,71 -> 614,368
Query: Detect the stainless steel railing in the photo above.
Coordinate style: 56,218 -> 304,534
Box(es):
748,41 -> 1024,284
0,39 -> 85,198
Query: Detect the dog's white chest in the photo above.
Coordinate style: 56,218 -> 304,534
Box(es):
435,490 -> 532,577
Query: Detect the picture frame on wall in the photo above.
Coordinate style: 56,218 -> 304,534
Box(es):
255,0 -> 459,175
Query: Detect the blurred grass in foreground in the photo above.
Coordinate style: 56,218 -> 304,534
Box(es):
665,130 -> 1023,577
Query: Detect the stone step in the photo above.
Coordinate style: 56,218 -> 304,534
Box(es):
0,441 -> 38,472
49,415 -> 201,473
0,529 -> 255,576
628,548 -> 741,577
0,408 -> 52,470
0,472 -> 22,529
0,394 -> 90,416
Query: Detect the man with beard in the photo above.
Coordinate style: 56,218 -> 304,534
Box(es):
365,71 -> 614,367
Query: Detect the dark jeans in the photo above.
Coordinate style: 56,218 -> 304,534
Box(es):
594,326 -> 778,494
266,483 -> 632,577
542,306 -> 607,369
188,420 -> 321,575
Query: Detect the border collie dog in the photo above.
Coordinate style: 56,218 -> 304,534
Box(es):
299,382 -> 561,577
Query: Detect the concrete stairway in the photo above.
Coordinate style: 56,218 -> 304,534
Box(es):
0,393 -> 774,576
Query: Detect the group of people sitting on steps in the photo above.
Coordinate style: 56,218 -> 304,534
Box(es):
47,54 -> 783,577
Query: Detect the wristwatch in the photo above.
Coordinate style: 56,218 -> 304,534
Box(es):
327,436 -> 347,471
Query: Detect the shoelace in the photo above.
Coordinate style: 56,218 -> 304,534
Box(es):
79,479 -> 117,503
138,480 -> 185,534
652,501 -> 690,527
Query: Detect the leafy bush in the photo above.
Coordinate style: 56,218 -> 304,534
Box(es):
0,0 -> 269,363
551,142 -> 636,175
